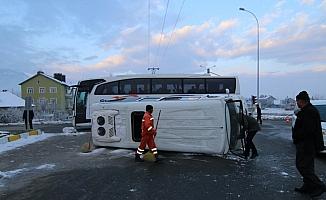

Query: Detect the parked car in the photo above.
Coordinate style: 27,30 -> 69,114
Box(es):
292,100 -> 326,153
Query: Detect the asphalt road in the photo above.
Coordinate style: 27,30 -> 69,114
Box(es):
1,120 -> 326,200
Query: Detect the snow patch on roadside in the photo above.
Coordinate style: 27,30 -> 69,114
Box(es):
78,148 -> 108,155
36,164 -> 56,170
107,149 -> 134,159
0,168 -> 28,179
0,163 -> 56,187
59,131 -> 89,136
0,133 -> 54,154
281,172 -> 289,176
62,127 -> 77,134
78,148 -> 134,159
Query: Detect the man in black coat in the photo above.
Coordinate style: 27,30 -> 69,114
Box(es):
292,91 -> 325,197
243,114 -> 261,159
23,110 -> 34,130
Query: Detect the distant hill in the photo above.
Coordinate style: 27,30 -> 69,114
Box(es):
0,69 -> 28,96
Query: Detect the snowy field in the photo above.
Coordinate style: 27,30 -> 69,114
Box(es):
260,108 -> 294,120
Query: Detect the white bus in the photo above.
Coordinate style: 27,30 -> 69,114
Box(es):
91,94 -> 246,154
81,73 -> 246,154
72,78 -> 108,128
73,74 -> 241,128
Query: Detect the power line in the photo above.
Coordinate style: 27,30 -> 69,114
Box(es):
155,0 -> 170,67
159,0 -> 186,67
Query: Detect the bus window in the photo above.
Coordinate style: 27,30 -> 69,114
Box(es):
166,82 -> 182,93
183,79 -> 205,94
77,91 -> 87,105
74,78 -> 106,126
94,81 -> 118,95
119,79 -> 133,94
206,78 -> 236,93
152,78 -> 182,94
152,83 -> 163,94
134,79 -> 150,94
131,111 -> 145,142
75,90 -> 89,123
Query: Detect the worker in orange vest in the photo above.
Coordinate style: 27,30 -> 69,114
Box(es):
135,105 -> 159,162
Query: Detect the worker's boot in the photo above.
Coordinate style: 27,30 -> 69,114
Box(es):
135,154 -> 144,162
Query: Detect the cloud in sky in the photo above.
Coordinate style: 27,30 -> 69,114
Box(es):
300,0 -> 315,5
0,0 -> 325,98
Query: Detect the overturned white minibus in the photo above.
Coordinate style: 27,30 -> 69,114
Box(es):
90,95 -> 245,155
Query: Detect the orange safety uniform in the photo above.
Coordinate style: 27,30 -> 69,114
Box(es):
136,111 -> 158,156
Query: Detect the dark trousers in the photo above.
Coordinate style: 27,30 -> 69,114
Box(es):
295,144 -> 325,189
257,115 -> 262,124
24,119 -> 33,130
244,131 -> 257,156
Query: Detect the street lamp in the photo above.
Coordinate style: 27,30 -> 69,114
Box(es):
239,7 -> 260,103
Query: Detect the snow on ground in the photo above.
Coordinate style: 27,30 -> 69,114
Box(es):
62,127 -> 77,134
260,108 -> 294,120
0,164 -> 56,187
281,172 -> 289,176
0,133 -> 54,154
0,168 -> 28,179
35,164 -> 56,170
78,148 -> 134,159
0,130 -> 88,155
262,108 -> 294,115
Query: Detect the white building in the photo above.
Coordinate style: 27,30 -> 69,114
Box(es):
0,90 -> 25,123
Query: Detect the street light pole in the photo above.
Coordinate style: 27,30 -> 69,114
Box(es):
239,7 -> 260,103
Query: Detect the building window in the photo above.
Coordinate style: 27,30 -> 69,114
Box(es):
39,87 -> 46,94
27,87 -> 34,94
49,87 -> 57,93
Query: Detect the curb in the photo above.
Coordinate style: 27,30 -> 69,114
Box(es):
0,129 -> 42,144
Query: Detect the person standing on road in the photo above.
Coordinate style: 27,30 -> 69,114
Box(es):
256,104 -> 262,125
292,91 -> 325,198
23,109 -> 34,130
135,105 -> 159,162
243,114 -> 260,159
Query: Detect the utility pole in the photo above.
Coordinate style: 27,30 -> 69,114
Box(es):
239,7 -> 260,103
148,67 -> 160,74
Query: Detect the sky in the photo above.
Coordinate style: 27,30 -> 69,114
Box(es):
0,0 -> 325,99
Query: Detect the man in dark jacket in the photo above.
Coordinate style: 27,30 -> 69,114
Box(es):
292,91 -> 325,197
243,114 -> 261,159
23,110 -> 34,130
